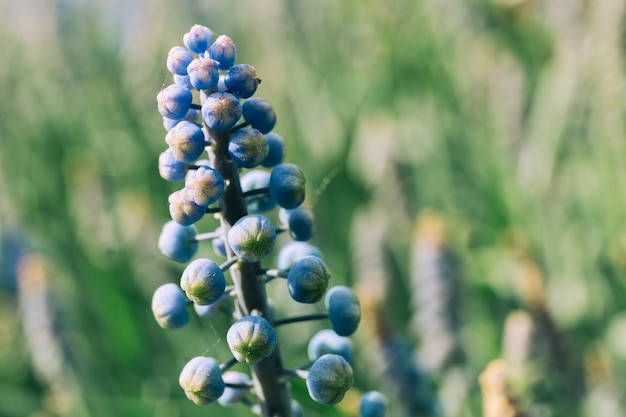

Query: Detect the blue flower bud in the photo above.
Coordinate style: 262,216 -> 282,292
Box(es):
157,220 -> 198,262
211,226 -> 227,257
306,354 -> 354,405
151,283 -> 189,329
261,132 -> 286,168
201,92 -> 242,131
168,188 -> 206,226
228,127 -> 268,168
269,163 -> 306,209
224,64 -> 260,98
240,170 -> 276,213
158,148 -> 187,182
279,207 -> 314,241
218,371 -> 251,405
165,121 -> 205,163
291,400 -> 304,417
359,391 -> 389,417
277,241 -> 322,270
185,166 -> 224,206
325,286 -> 361,336
209,35 -> 236,70
287,256 -> 330,304
187,57 -> 220,90
180,258 -> 226,305
227,316 -> 277,364
183,25 -> 213,54
307,329 -> 353,363
242,98 -> 276,134
157,84 -> 192,120
227,214 -> 276,263
167,46 -> 194,76
179,356 -> 225,405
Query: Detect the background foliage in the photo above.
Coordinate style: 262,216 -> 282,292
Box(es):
1,0 -> 626,416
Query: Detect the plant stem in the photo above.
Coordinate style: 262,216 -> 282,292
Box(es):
273,313 -> 329,327
201,91 -> 293,417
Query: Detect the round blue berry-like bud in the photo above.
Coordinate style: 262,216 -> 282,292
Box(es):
165,121 -> 205,163
167,46 -> 194,76
157,220 -> 198,262
291,400 -> 304,417
157,84 -> 193,120
213,237 -> 226,257
187,57 -> 219,90
179,356 -> 225,405
287,256 -> 331,304
325,286 -> 361,336
224,64 -> 260,98
228,127 -> 268,168
242,98 -> 277,134
218,371 -> 251,406
180,258 -> 226,305
227,315 -> 277,364
261,133 -> 286,168
210,226 -> 227,257
185,166 -> 224,206
277,241 -> 322,270
279,207 -> 314,241
151,283 -> 189,329
209,34 -> 236,70
269,163 -> 306,209
183,24 -> 213,54
240,170 -> 276,212
158,148 -> 187,182
227,214 -> 276,262
307,329 -> 353,363
306,354 -> 354,405
168,188 -> 205,226
194,293 -> 230,318
202,92 -> 242,131
360,391 -> 389,417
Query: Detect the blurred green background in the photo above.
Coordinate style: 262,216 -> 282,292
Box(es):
1,0 -> 626,416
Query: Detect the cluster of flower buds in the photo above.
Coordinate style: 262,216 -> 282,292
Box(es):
152,24 -> 388,417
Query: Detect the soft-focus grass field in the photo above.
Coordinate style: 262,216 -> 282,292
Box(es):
1,0 -> 626,416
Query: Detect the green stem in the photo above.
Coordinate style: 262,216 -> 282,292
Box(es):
242,187 -> 270,197
201,91 -> 293,417
220,357 -> 239,372
272,313 -> 329,327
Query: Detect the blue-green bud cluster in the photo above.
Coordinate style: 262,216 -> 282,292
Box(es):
179,356 -> 225,405
308,329 -> 353,363
227,315 -> 277,364
227,214 -> 276,263
218,371 -> 251,405
287,256 -> 331,303
306,354 -> 354,405
151,283 -> 189,329
325,286 -> 361,337
180,258 -> 226,305
150,24 -> 384,415
359,391 -> 389,417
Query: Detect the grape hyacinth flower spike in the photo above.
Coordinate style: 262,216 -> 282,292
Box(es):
149,24 -> 388,417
